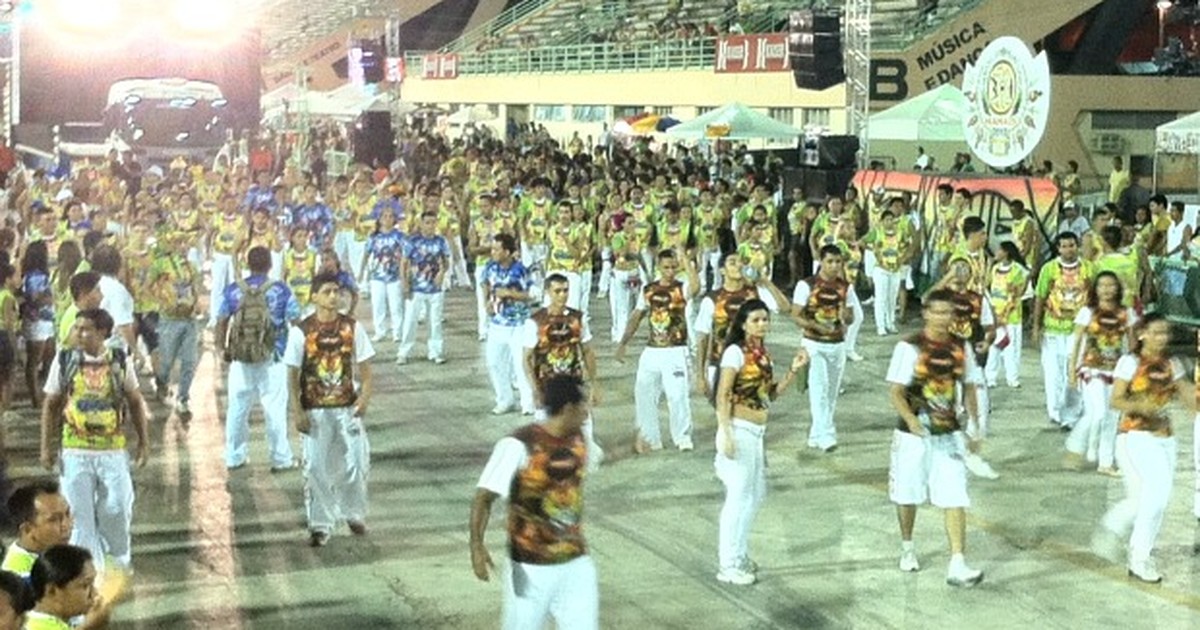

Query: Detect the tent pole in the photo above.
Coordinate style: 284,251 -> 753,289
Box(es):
1152,152 -> 1158,195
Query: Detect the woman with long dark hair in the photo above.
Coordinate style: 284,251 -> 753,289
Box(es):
20,241 -> 54,408
1094,313 -> 1193,583
1066,271 -> 1135,475
984,241 -> 1030,389
713,298 -> 808,586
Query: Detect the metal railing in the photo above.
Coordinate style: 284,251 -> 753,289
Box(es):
406,37 -> 718,75
440,0 -> 561,53
873,0 -> 988,52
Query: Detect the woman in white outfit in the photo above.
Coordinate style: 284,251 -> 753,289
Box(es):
713,299 -> 809,586
1096,314 -> 1193,583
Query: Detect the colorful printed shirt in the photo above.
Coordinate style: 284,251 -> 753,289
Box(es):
523,307 -> 591,385
546,225 -> 581,272
1036,259 -> 1094,334
887,332 -> 982,435
403,234 -> 451,294
349,193 -> 381,240
1074,306 -> 1134,376
43,349 -> 138,450
695,286 -> 777,365
694,205 -> 721,249
211,212 -> 247,255
721,343 -> 773,411
635,281 -> 688,348
283,314 -> 375,410
218,275 -> 301,361
793,275 -> 858,343
1114,353 -> 1184,437
483,260 -> 532,327
21,270 -> 54,324
147,250 -> 199,319
1095,250 -> 1139,308
283,249 -> 318,305
946,244 -> 988,294
865,226 -> 909,272
123,246 -> 158,313
292,203 -> 335,248
366,230 -> 406,283
24,612 -> 71,630
987,262 -> 1029,325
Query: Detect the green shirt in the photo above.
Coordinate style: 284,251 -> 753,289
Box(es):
0,541 -> 36,577
25,611 -> 71,630
1036,259 -> 1095,334
1095,250 -> 1139,308
57,303 -> 79,348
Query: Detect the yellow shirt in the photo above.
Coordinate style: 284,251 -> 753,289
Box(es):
1108,169 -> 1131,203
1,542 -> 36,576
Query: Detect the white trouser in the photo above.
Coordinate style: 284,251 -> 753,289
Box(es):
700,248 -> 723,292
577,269 -> 592,317
1041,332 -> 1082,426
803,338 -> 846,449
846,298 -> 863,354
451,238 -> 471,287
400,292 -> 445,360
985,324 -> 1023,387
475,264 -> 490,338
503,556 -> 598,630
543,270 -> 582,311
62,449 -> 134,569
369,279 -> 403,341
522,243 -> 548,299
715,419 -> 766,570
303,407 -> 370,534
598,248 -> 613,294
208,251 -> 235,326
640,249 -> 655,279
334,230 -> 354,274
870,267 -> 904,334
225,360 -> 293,468
1066,376 -> 1117,466
608,269 -> 640,341
270,251 -> 283,281
346,237 -> 367,286
634,346 -> 693,448
1102,432 -> 1175,565
487,323 -> 534,412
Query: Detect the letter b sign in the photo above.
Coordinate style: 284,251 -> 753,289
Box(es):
870,59 -> 908,101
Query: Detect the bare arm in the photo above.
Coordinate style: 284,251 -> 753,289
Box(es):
40,394 -> 66,470
889,383 -> 925,436
125,387 -> 150,468
469,489 -> 500,581
1067,323 -> 1085,386
355,360 -> 372,416
615,309 -> 645,361
288,366 -> 310,434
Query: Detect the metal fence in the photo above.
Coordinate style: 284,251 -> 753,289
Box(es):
407,37 -> 717,76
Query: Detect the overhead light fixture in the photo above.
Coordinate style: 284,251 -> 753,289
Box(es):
1156,0 -> 1173,9
176,132 -> 191,142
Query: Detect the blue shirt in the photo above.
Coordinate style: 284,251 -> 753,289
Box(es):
366,230 -> 406,283
22,271 -> 53,323
483,260 -> 532,327
403,234 -> 450,294
217,274 -> 301,360
373,197 -> 405,228
243,186 -> 274,211
292,203 -> 334,248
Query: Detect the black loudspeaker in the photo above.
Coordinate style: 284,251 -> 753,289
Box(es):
354,111 -> 395,167
783,167 -> 856,203
816,135 -> 859,169
789,9 -> 843,91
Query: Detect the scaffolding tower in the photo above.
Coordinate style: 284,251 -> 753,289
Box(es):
843,0 -> 871,167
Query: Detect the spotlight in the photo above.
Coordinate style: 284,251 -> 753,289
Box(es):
175,131 -> 190,142
45,0 -> 124,34
1156,0 -> 1173,9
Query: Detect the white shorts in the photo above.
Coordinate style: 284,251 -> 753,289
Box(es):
888,429 -> 970,509
902,265 -> 914,291
23,321 -> 54,342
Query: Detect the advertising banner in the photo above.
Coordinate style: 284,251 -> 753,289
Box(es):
715,34 -> 790,73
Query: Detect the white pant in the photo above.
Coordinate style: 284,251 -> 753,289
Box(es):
347,237 -> 367,286
475,264 -> 490,338
577,269 -> 592,318
608,269 -> 640,341
303,407 -> 370,534
1041,332 -> 1082,426
985,324 -> 1023,387
846,297 -> 863,354
634,346 -> 692,449
225,360 -> 293,468
503,556 -> 598,630
62,449 -> 134,569
369,279 -> 403,341
1067,376 -> 1117,467
522,243 -> 548,297
208,251 -> 235,326
1101,432 -> 1176,564
487,323 -> 534,412
870,267 -> 905,334
597,248 -> 612,294
451,239 -> 471,287
699,248 -> 722,292
715,420 -> 766,570
400,292 -> 445,360
803,338 -> 846,450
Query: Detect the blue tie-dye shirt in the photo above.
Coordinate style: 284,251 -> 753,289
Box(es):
403,234 -> 450,294
218,275 -> 301,361
483,260 -> 532,327
366,230 -> 406,283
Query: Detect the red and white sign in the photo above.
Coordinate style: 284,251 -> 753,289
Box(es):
714,34 -> 790,73
422,54 -> 459,80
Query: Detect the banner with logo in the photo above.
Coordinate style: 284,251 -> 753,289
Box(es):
960,36 -> 1051,169
714,34 -> 790,73
422,54 -> 459,80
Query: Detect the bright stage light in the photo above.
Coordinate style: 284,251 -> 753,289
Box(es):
44,0 -> 125,34
167,0 -> 247,42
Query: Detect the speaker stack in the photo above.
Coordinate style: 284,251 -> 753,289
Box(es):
789,9 -> 844,91
786,134 -> 858,203
353,111 -> 395,168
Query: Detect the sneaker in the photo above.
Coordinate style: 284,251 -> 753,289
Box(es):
899,549 -> 920,572
1128,558 -> 1162,583
395,355 -> 408,365
348,521 -> 368,536
226,461 -> 247,471
432,357 -> 446,365
1097,466 -> 1122,478
677,438 -> 695,452
1008,382 -> 1022,389
946,563 -> 984,587
634,436 -> 656,454
176,401 -> 192,419
270,460 -> 299,473
964,453 -> 999,479
847,351 -> 864,362
887,326 -> 899,334
716,566 -> 756,586
309,531 -> 330,548
823,445 -> 838,454
491,404 -> 514,416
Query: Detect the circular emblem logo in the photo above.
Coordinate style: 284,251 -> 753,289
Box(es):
961,36 -> 1052,169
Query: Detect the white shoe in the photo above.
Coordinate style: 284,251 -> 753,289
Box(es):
1128,558 -> 1162,583
899,549 -> 920,572
491,404 -> 513,415
964,453 -> 999,479
677,439 -> 694,452
371,334 -> 385,343
395,355 -> 408,365
716,566 -> 756,585
847,351 -> 864,362
946,563 -> 984,587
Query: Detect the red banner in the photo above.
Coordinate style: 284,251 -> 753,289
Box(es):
422,54 -> 459,80
714,34 -> 790,73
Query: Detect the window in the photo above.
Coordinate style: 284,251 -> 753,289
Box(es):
697,106 -> 716,115
533,105 -> 566,122
572,105 -> 607,122
613,105 -> 643,119
768,107 -> 794,125
1092,110 -> 1179,131
803,107 -> 830,127
653,106 -> 674,116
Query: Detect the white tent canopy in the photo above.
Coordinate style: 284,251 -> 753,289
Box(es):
868,83 -> 968,143
665,102 -> 802,140
261,83 -> 394,121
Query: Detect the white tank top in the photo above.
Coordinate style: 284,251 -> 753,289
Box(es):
1167,220 -> 1188,258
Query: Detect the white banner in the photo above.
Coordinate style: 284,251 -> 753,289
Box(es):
961,36 -> 1051,169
